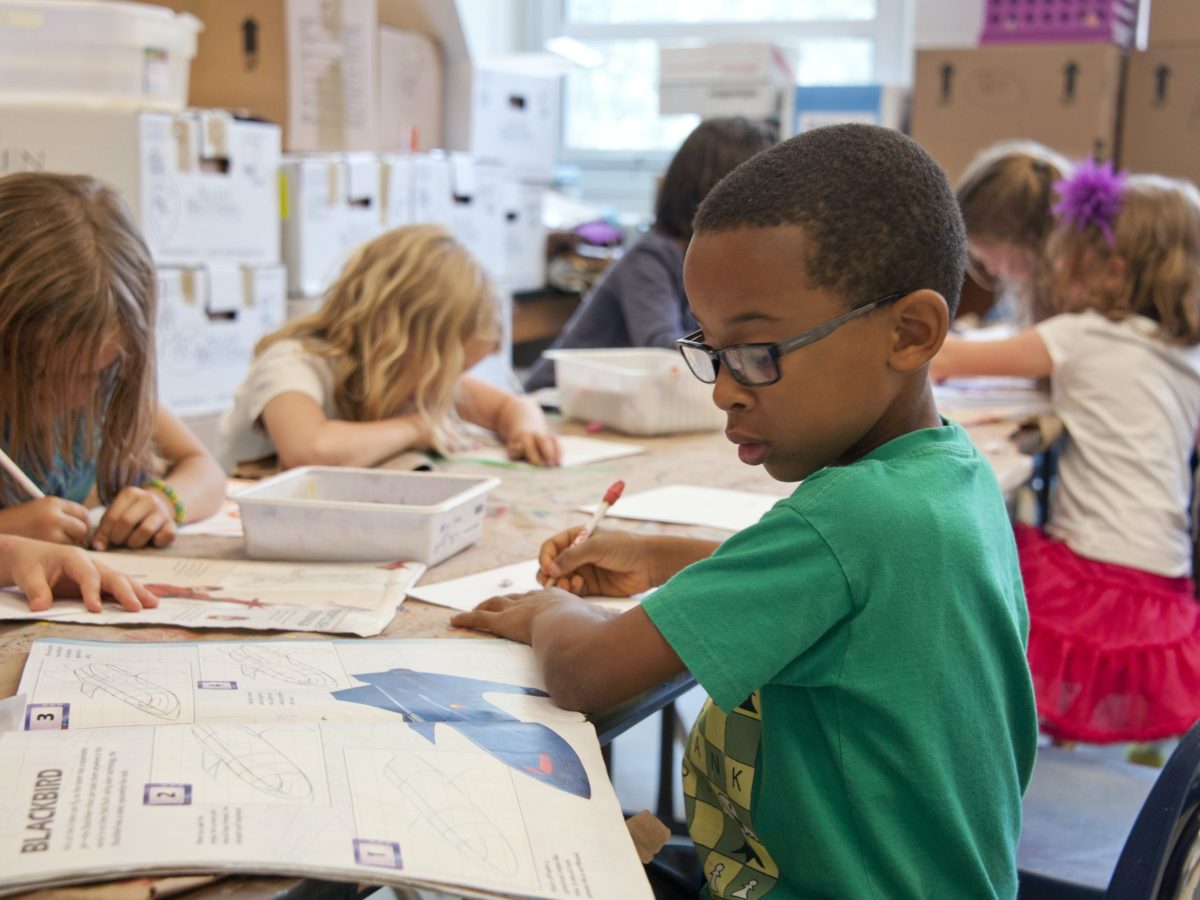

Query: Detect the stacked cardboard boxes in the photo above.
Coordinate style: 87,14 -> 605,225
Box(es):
910,42 -> 1125,184
1120,0 -> 1200,186
0,105 -> 285,418
908,0 -> 1141,184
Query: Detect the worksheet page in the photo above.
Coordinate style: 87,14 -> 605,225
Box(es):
0,555 -> 424,637
2,638 -> 652,899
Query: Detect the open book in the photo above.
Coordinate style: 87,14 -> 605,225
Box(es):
0,638 -> 652,899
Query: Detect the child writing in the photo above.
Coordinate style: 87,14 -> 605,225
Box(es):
0,172 -> 225,553
454,125 -> 1037,898
934,163 -> 1200,744
523,116 -> 776,391
957,141 -> 1072,325
219,225 -> 560,471
1,535 -> 158,612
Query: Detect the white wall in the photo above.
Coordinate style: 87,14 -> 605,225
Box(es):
456,0 -> 519,59
914,0 -> 984,48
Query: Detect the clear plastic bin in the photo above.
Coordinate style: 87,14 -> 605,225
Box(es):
233,467 -> 500,564
0,1 -> 201,110
548,348 -> 725,436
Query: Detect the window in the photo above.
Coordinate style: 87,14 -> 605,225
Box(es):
533,0 -> 912,158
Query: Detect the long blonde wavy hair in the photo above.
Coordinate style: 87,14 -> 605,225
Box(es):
1046,174 -> 1200,345
0,172 -> 158,506
257,225 -> 500,451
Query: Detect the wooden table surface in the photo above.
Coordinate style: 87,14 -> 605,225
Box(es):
0,418 -> 1032,700
0,417 -> 1031,900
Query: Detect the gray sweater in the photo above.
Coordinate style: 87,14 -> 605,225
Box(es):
523,229 -> 694,391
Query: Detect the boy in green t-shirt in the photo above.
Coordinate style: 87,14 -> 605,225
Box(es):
452,124 -> 1037,899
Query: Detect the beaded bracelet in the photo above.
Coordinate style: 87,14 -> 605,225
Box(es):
143,477 -> 186,525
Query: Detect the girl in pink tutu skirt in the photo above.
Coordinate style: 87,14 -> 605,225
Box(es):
933,160 -> 1200,743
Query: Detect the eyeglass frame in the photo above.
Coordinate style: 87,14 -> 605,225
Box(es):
675,290 -> 910,387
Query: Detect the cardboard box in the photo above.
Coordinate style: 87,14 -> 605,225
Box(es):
157,263 -> 287,415
793,85 -> 908,134
659,43 -> 795,130
378,26 -> 442,152
499,181 -> 546,292
447,154 -> 505,280
380,152 -> 415,228
0,106 -> 280,265
1147,0 -> 1200,48
444,64 -> 561,183
412,151 -> 454,225
910,44 -> 1125,184
175,0 -> 377,152
1121,47 -> 1200,185
281,153 -> 384,297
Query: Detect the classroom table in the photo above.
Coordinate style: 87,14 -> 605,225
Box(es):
0,417 -> 1034,900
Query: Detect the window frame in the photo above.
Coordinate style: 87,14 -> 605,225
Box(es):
521,0 -> 914,168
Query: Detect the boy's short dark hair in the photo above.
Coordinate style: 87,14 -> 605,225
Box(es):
693,124 -> 966,316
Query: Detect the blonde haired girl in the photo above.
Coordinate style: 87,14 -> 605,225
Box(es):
957,141 -> 1072,324
934,164 -> 1200,742
0,172 -> 225,556
219,225 -> 560,470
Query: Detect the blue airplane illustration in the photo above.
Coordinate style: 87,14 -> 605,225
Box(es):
332,668 -> 591,799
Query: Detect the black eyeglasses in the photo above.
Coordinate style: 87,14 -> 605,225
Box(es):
675,291 -> 908,387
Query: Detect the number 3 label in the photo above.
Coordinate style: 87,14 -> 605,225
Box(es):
24,703 -> 69,731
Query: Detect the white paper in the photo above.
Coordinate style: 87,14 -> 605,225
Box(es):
1,638 -> 652,899
582,484 -> 783,532
408,560 -> 643,614
934,377 -> 1050,426
177,498 -> 245,538
0,554 -> 425,637
456,434 -> 645,468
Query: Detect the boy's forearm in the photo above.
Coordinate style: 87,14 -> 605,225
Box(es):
646,535 -> 721,585
530,599 -> 642,713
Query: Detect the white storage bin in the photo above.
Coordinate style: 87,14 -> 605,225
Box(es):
234,467 -> 500,565
548,348 -> 725,436
0,1 -> 201,111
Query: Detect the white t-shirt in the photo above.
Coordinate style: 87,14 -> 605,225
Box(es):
1036,311 -> 1200,576
217,339 -> 339,471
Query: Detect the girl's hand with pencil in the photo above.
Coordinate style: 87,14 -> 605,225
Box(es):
0,497 -> 91,546
0,535 -> 159,612
91,485 -> 178,552
504,428 -> 562,467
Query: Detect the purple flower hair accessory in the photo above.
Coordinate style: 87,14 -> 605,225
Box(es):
1052,158 -> 1127,248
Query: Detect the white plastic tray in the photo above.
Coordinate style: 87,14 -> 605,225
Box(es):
233,467 -> 500,564
548,347 -> 725,435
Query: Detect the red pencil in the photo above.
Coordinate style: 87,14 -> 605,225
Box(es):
570,479 -> 625,547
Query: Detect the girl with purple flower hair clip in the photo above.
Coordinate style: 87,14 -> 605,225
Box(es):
934,167 -> 1200,748
957,141 -> 1072,324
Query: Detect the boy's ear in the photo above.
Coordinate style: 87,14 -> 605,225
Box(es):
886,290 -> 950,373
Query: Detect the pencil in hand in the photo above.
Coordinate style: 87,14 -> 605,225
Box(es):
538,480 -> 626,588
571,480 -> 625,547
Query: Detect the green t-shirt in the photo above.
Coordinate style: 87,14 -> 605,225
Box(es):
642,422 -> 1036,899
